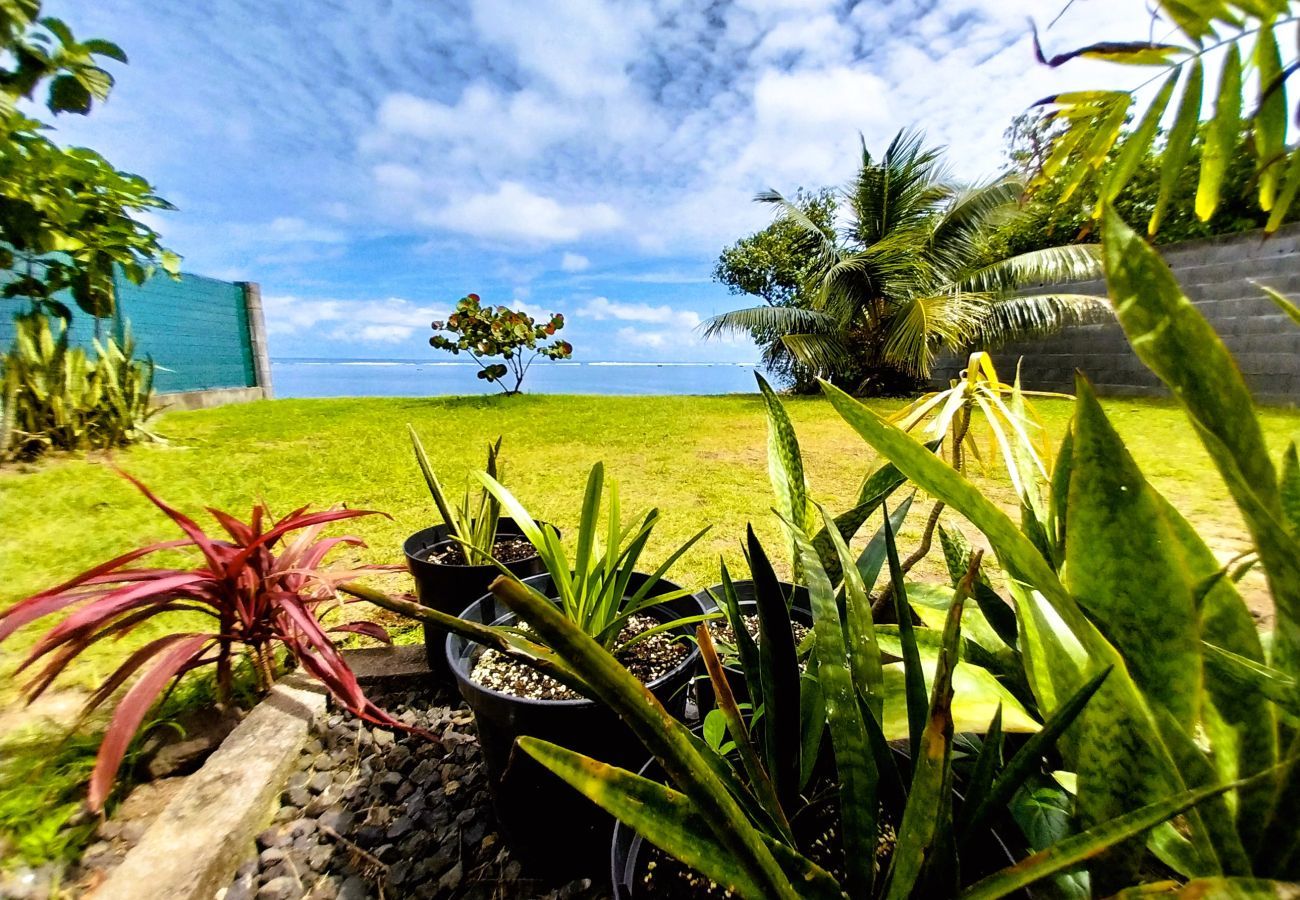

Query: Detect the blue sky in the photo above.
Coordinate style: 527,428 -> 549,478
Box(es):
45,0 -> 1144,362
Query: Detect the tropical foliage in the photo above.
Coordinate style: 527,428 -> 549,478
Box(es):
428,293 -> 572,395
1,310 -> 160,461
713,188 -> 837,390
820,206 -> 1300,891
1030,0 -> 1300,235
0,473 -> 405,811
998,112 -> 1300,255
1,2 -> 178,321
484,528 -> 1243,900
703,130 -> 1107,394
479,461 -> 711,652
408,425 -> 503,563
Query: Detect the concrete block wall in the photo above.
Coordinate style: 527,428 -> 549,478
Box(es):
930,223 -> 1300,405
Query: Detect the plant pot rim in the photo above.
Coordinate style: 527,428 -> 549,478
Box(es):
447,572 -> 703,709
403,518 -> 542,572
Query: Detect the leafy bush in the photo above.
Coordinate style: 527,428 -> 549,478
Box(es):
0,472 -> 405,811
1,311 -> 161,460
429,293 -> 571,395
2,3 -> 179,322
1030,1 -> 1299,236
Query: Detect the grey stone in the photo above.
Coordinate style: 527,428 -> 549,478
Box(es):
259,847 -> 287,868
372,729 -> 395,748
257,875 -> 303,900
336,876 -> 369,900
317,808 -> 354,836
386,816 -> 413,839
307,771 -> 333,794
438,862 -> 463,892
307,844 -> 334,871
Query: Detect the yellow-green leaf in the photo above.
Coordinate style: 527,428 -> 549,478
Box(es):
1151,60 -> 1204,235
1196,43 -> 1242,222
1253,21 -> 1287,210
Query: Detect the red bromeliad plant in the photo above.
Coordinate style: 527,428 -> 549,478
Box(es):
0,472 -> 409,812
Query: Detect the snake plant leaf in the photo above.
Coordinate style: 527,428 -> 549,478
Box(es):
1280,442 -> 1300,538
717,561 -> 763,719
1253,21 -> 1287,211
488,577 -> 798,900
883,504 -> 927,761
820,378 -> 1193,889
798,668 -> 825,790
816,502 -> 884,716
885,568 -> 969,900
1259,285 -> 1300,330
1196,44 -> 1242,221
960,774 -> 1258,900
748,526 -> 801,813
1151,59 -> 1203,235
697,623 -> 791,839
1066,377 -> 1201,730
756,371 -> 811,544
857,494 -> 914,596
408,425 -> 462,541
959,666 -> 1111,850
1112,878 -> 1300,898
870,642 -> 1039,735
906,581 -> 1008,656
1203,641 -> 1300,718
516,737 -> 770,899
810,458 -> 910,585
791,510 -> 879,898
1151,706 -> 1251,875
1152,486 -> 1276,852
960,706 -> 1003,835
1101,208 -> 1300,675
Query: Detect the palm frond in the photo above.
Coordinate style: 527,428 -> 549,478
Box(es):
973,293 -> 1113,349
849,129 -> 953,248
930,177 -> 1023,252
882,292 -> 985,376
701,305 -> 838,340
959,244 -> 1102,294
779,332 -> 857,377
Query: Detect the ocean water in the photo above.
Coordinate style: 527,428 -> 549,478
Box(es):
271,359 -> 762,398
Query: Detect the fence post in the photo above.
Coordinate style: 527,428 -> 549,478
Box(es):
237,281 -> 274,399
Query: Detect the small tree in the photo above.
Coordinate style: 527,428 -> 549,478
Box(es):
429,293 -> 572,395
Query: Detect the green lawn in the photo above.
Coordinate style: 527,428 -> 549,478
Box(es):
4,390 -> 1299,698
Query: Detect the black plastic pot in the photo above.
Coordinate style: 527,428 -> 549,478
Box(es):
447,572 -> 705,880
693,579 -> 813,713
403,517 -> 545,679
610,751 -> 1022,899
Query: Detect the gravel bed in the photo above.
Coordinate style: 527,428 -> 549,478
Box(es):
221,683 -> 607,900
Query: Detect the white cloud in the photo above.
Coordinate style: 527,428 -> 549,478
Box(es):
432,182 -> 623,244
561,252 -> 590,272
581,296 -> 701,329
616,326 -> 671,348
263,294 -> 444,344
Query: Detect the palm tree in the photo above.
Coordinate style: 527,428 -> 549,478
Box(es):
703,130 -> 1109,394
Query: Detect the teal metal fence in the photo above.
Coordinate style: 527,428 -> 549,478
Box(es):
0,270 -> 257,394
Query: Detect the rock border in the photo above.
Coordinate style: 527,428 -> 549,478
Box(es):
93,649 -> 429,900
